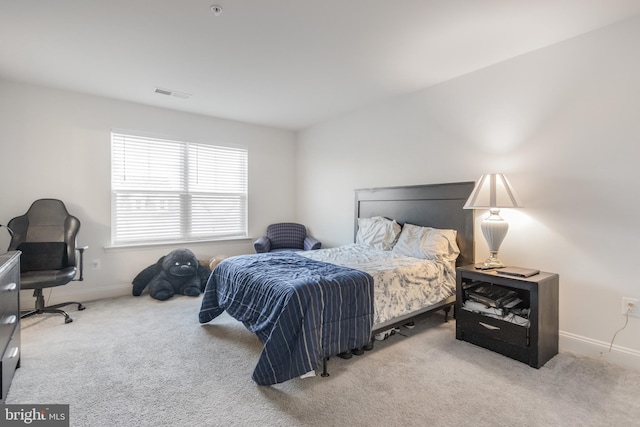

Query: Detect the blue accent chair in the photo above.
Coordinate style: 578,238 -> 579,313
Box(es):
254,222 -> 321,253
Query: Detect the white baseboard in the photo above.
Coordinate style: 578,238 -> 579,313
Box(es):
560,330 -> 640,371
19,283 -> 131,310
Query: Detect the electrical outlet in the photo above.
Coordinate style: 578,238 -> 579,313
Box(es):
91,259 -> 101,270
621,297 -> 639,318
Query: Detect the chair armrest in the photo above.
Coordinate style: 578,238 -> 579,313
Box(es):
76,245 -> 88,281
254,236 -> 271,253
304,236 -> 321,251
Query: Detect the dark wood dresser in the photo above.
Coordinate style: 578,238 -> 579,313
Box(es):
0,251 -> 20,402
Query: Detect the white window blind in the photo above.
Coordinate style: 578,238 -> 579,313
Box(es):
111,132 -> 248,245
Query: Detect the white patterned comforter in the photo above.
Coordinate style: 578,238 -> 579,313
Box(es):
300,243 -> 456,326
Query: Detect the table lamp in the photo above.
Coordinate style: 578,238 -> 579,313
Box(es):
464,173 -> 521,269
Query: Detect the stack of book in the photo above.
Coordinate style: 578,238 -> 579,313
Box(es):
465,282 -> 522,313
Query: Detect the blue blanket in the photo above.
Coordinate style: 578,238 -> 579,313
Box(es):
199,252 -> 374,385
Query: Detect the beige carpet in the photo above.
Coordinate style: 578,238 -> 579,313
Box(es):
6,294 -> 640,426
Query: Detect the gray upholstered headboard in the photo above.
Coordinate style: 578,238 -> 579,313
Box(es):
354,182 -> 475,267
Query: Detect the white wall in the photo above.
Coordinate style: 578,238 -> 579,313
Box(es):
0,80 -> 297,305
297,16 -> 640,369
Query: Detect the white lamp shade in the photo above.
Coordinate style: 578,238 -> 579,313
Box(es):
463,173 -> 522,209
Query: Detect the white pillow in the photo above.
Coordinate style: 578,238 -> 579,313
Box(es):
392,223 -> 430,258
392,224 -> 460,261
356,216 -> 401,250
422,228 -> 460,262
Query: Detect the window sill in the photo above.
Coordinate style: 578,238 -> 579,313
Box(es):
104,237 -> 254,252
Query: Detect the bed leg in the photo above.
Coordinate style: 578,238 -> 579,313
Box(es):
321,358 -> 330,377
443,306 -> 451,322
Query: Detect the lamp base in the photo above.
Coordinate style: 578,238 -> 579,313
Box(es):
479,209 -> 508,270
476,252 -> 505,270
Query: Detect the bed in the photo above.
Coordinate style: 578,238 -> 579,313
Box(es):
199,182 -> 475,385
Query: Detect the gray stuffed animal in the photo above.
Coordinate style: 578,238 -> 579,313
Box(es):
132,248 -> 210,301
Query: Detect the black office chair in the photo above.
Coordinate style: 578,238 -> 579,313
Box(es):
7,199 -> 87,324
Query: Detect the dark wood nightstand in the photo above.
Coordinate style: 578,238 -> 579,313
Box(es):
455,265 -> 559,368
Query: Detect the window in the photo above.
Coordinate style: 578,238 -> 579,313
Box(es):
111,132 -> 248,246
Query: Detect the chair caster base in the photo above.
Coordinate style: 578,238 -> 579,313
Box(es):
20,299 -> 84,324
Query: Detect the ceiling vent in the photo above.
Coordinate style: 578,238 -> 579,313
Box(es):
154,87 -> 191,99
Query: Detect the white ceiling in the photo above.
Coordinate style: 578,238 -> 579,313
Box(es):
2,1 -> 640,130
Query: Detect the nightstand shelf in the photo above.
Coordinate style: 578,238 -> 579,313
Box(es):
455,265 -> 559,368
